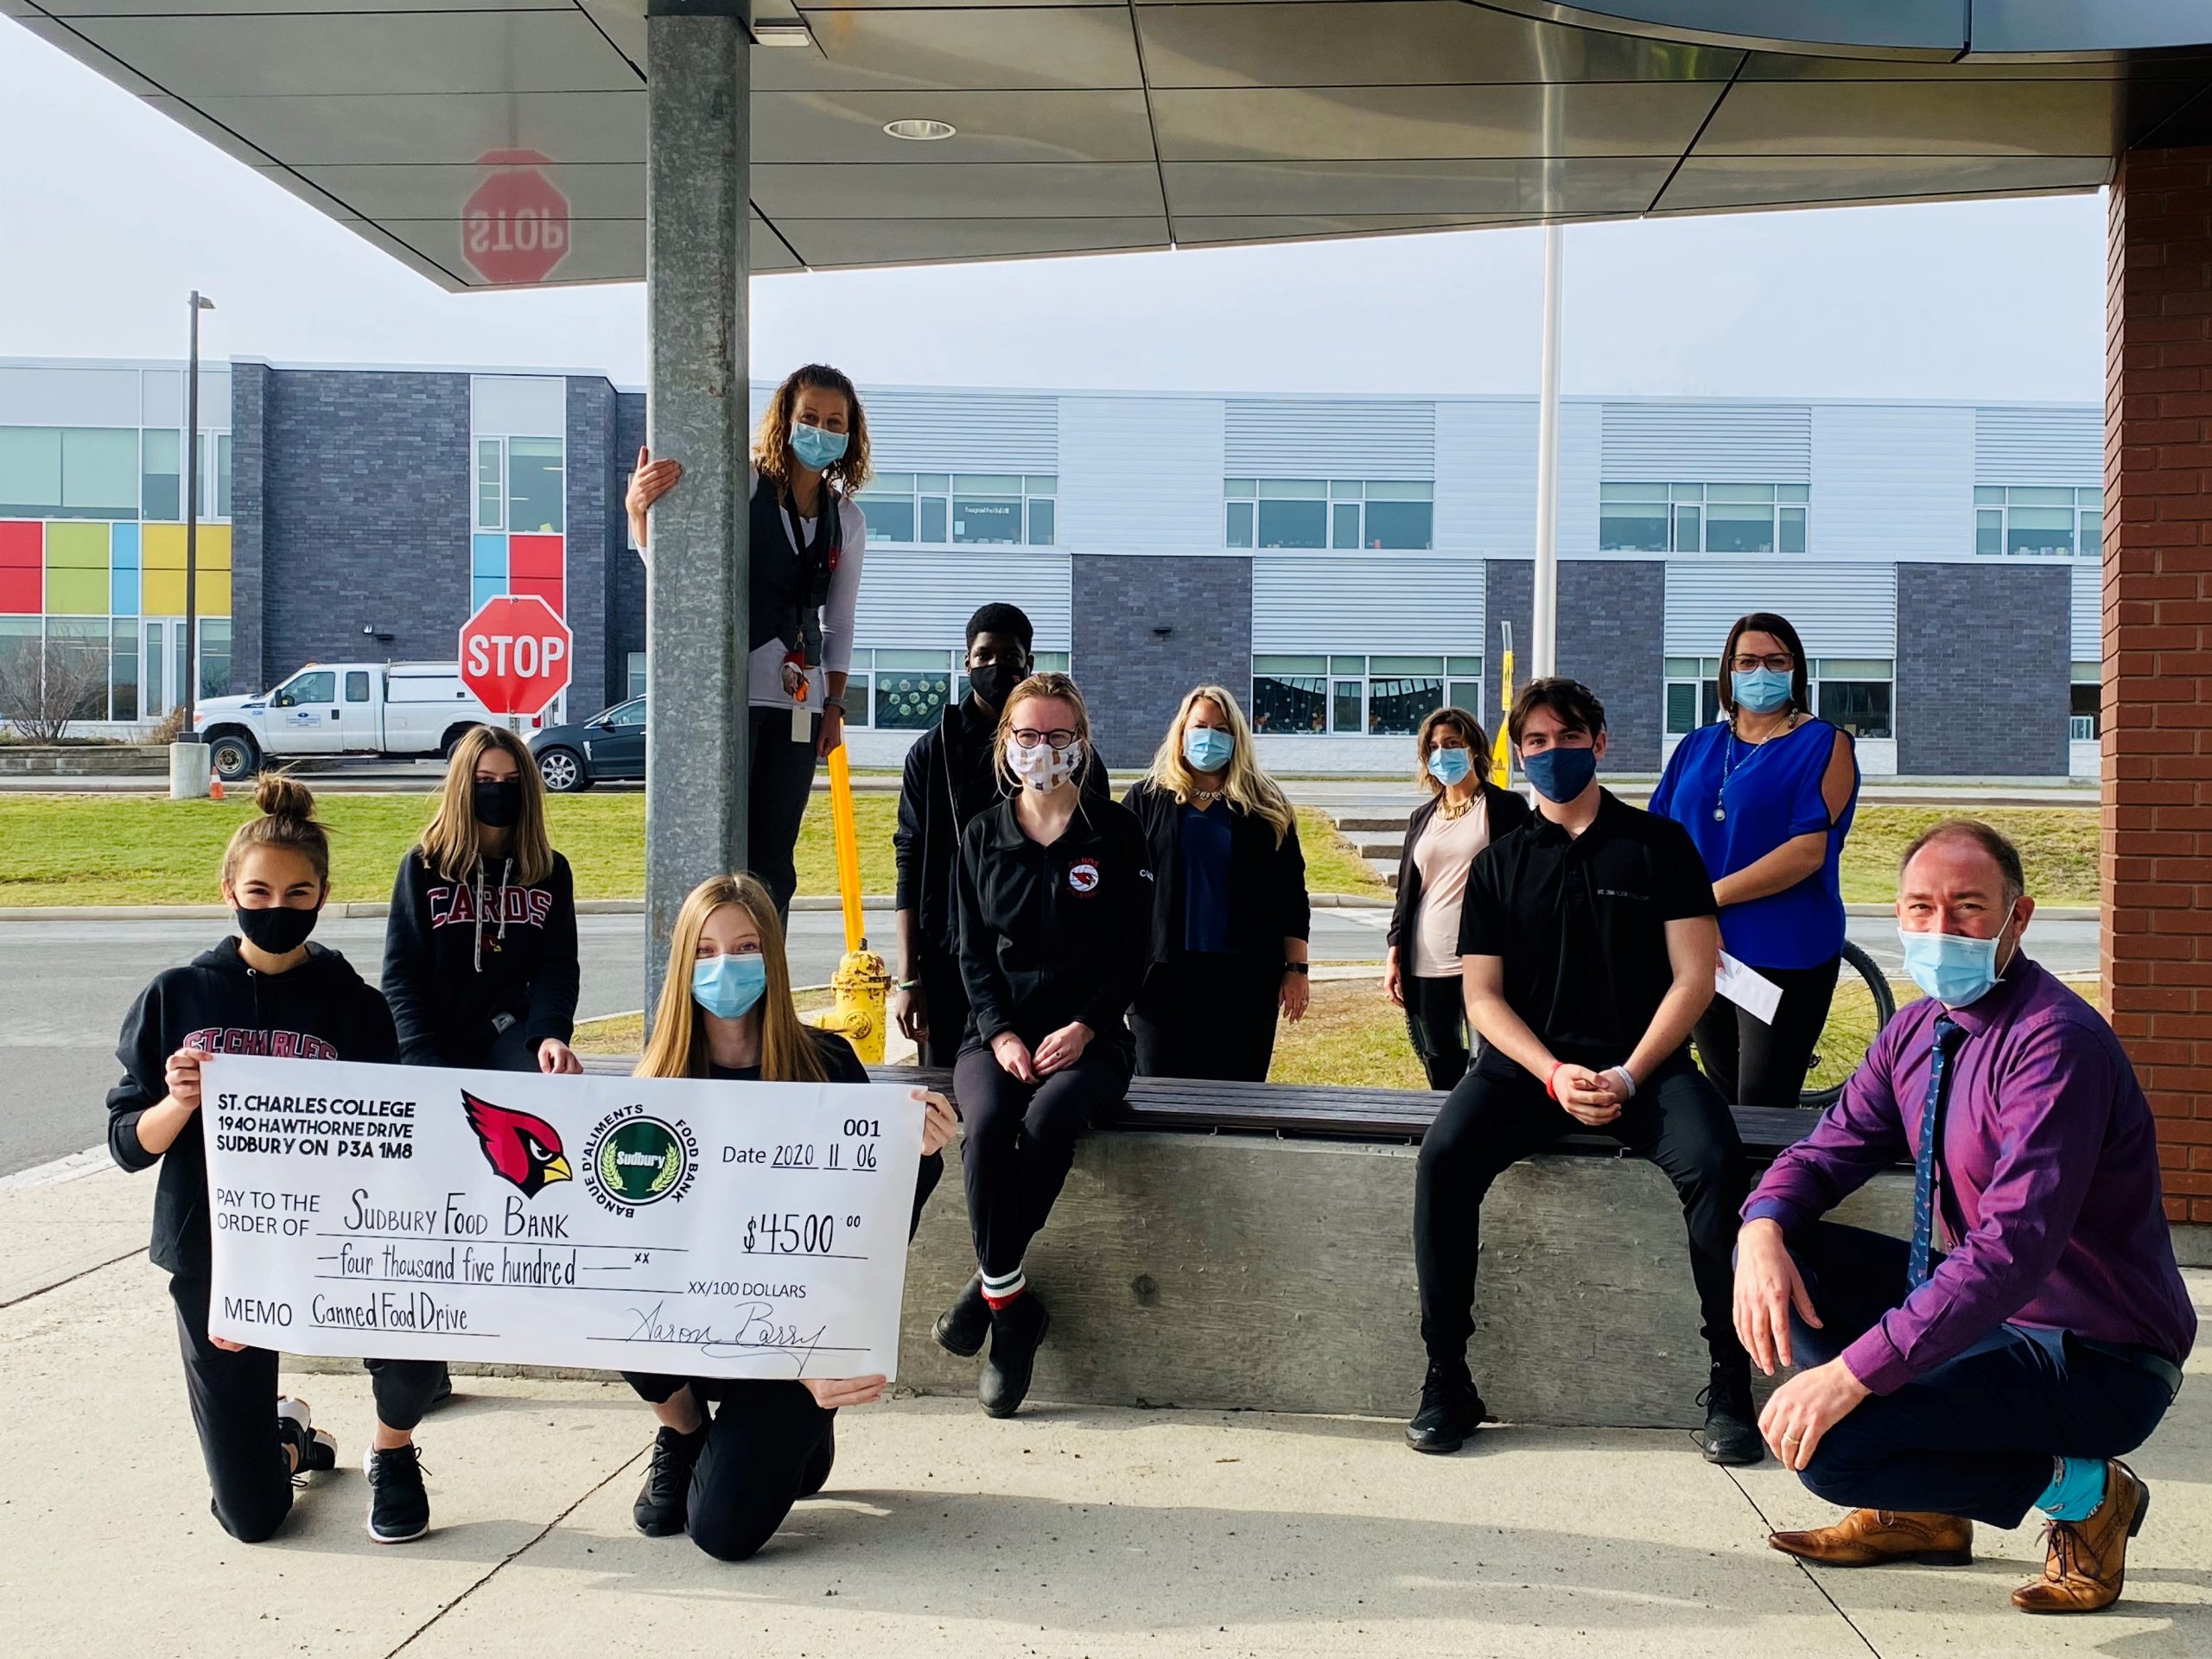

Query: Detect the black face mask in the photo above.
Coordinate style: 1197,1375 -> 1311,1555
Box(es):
968,659 -> 1027,714
235,903 -> 320,955
473,779 -> 524,830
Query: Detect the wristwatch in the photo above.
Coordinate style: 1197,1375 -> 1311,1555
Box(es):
822,695 -> 848,715
1283,962 -> 1310,975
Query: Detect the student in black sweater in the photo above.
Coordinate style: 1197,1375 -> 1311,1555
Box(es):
938,673 -> 1151,1418
106,776 -> 447,1546
622,873 -> 957,1560
383,724 -> 581,1074
1124,683 -> 1311,1082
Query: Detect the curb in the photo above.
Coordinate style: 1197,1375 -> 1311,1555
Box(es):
0,892 -> 1398,923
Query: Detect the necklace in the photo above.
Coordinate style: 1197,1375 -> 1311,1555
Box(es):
1192,789 -> 1224,803
1714,711 -> 1801,822
1437,793 -> 1475,822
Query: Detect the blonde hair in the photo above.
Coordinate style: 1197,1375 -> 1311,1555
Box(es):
753,364 -> 872,496
995,671 -> 1095,787
417,725 -> 554,886
1147,684 -> 1294,847
1414,706 -> 1493,797
222,772 -> 332,887
636,874 -> 829,1083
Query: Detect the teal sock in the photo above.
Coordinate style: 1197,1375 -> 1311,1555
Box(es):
2036,1456 -> 2107,1522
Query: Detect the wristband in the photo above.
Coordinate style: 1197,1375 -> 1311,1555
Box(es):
893,978 -> 919,990
1545,1061 -> 1565,1101
1610,1064 -> 1637,1099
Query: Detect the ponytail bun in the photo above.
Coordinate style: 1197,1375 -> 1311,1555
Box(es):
253,772 -> 317,822
223,771 -> 333,886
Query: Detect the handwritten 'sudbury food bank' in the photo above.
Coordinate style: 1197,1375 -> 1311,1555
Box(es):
200,1054 -> 924,1378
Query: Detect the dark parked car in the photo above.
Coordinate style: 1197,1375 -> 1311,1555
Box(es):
530,696 -> 645,791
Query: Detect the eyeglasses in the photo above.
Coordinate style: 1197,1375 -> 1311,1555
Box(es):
1010,728 -> 1077,749
1730,653 -> 1795,673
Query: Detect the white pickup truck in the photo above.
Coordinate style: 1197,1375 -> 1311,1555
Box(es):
194,661 -> 495,781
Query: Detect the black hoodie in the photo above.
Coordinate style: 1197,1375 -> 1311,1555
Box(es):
381,847 -> 580,1065
107,938 -> 397,1278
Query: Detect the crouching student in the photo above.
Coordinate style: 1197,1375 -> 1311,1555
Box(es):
106,776 -> 448,1546
623,873 -> 957,1560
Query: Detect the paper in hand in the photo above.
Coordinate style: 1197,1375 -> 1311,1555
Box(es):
1716,951 -> 1784,1026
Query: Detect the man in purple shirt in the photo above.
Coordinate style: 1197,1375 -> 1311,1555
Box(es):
1734,819 -> 2193,1615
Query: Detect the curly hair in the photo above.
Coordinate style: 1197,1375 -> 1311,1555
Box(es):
753,364 -> 873,495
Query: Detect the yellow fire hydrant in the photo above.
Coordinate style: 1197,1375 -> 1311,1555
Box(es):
804,745 -> 890,1062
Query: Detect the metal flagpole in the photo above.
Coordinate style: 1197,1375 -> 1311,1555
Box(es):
1531,225 -> 1562,680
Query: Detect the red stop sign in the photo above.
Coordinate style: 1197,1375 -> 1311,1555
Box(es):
461,149 -> 570,286
460,594 -> 572,716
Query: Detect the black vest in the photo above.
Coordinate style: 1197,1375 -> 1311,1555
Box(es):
748,478 -> 842,665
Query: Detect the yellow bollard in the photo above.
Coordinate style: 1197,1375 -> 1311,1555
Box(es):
804,744 -> 890,1061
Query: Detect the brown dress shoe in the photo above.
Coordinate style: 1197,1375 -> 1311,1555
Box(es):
1768,1509 -> 1974,1567
2012,1461 -> 2151,1615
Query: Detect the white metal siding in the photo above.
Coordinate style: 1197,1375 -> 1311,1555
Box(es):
2072,559 -> 2101,660
1601,403 -> 1813,481
1252,554 -> 1484,652
1664,561 -> 1896,656
1224,399 -> 1434,480
0,365 -> 141,428
1435,401 -> 1535,555
1058,397 -> 1224,552
471,374 -> 567,437
1560,402 -> 1602,554
860,389 -> 1058,473
1811,404 -> 1973,556
1974,406 -> 2102,486
855,550 -> 1071,651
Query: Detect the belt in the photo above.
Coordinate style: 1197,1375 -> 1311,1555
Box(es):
2076,1336 -> 2185,1398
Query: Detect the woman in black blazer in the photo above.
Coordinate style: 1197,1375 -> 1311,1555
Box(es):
1124,684 -> 1310,1082
1385,708 -> 1530,1090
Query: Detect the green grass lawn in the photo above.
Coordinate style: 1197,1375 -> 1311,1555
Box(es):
1837,807 -> 2099,906
0,791 -> 1388,906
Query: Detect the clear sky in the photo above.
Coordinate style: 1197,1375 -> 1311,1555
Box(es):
2,22 -> 2108,403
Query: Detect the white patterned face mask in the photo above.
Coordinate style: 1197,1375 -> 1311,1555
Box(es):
1007,736 -> 1084,791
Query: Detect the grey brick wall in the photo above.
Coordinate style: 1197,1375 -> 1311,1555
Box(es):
259,369 -> 470,678
610,391 -> 648,702
565,378 -> 618,712
1481,558 -> 1664,771
228,363 -> 269,691
1897,562 -> 2069,776
1071,554 -> 1254,767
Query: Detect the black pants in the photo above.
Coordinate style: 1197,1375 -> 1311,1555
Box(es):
1403,973 -> 1470,1091
952,1039 -> 1131,1276
1693,956 -> 1840,1107
1414,1057 -> 1751,1371
168,1276 -> 447,1543
1133,951 -> 1281,1083
1784,1223 -> 2178,1528
915,947 -> 970,1071
748,706 -> 823,921
621,1372 -> 834,1561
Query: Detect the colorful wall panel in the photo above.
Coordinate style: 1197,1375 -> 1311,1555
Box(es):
0,521 -> 38,613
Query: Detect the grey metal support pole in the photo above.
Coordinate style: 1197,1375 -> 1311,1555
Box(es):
1530,225 -> 1562,682
184,291 -> 203,731
644,6 -> 750,1014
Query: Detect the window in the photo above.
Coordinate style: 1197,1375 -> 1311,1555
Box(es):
142,430 -> 181,522
626,651 -> 646,700
192,433 -> 232,520
2071,661 -> 2101,740
279,668 -> 334,706
855,474 -> 1056,547
1663,657 -> 1723,735
0,427 -> 140,520
872,649 -> 953,730
1976,486 -> 2101,557
1226,480 -> 1433,550
476,439 -> 505,531
507,437 -> 563,534
1601,483 -> 1808,554
1251,654 -> 1326,733
200,619 -> 232,702
1251,652 -> 1478,734
606,697 -> 645,728
44,618 -> 111,721
111,619 -> 139,721
345,671 -> 371,703
1810,658 -> 1892,740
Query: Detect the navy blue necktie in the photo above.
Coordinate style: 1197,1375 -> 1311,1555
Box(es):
1909,1014 -> 1966,1287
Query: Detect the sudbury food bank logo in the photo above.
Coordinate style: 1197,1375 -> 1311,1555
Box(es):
461,1092 -> 571,1197
584,1104 -> 699,1215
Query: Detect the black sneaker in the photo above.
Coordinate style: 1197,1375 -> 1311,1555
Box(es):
276,1397 -> 335,1474
1404,1361 -> 1486,1455
1699,1363 -> 1764,1466
978,1292 -> 1050,1419
798,1417 -> 836,1499
365,1443 -> 431,1543
935,1274 -> 991,1358
633,1424 -> 704,1537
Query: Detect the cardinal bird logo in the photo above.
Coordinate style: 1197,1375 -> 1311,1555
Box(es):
461,1091 -> 573,1197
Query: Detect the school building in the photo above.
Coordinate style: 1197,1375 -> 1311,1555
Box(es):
0,356 -> 2101,778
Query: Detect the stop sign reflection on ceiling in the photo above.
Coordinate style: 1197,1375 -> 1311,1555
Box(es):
461,149 -> 571,286
460,594 -> 573,717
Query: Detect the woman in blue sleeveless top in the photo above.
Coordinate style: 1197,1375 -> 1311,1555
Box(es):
1649,612 -> 1859,1108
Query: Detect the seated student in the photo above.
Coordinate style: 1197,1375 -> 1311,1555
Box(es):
106,775 -> 447,1546
1737,819 -> 2194,1616
1406,677 -> 1761,1465
624,872 -> 957,1561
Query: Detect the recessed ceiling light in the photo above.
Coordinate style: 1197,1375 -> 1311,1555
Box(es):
753,22 -> 814,48
883,118 -> 957,143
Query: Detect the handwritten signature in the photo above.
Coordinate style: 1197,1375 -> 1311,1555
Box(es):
622,1300 -> 828,1372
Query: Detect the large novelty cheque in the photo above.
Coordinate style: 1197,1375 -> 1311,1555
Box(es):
201,1057 -> 924,1379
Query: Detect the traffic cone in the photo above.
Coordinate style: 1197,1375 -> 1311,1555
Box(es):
208,772 -> 225,801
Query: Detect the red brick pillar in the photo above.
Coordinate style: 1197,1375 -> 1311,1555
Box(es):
2106,146 -> 2212,1225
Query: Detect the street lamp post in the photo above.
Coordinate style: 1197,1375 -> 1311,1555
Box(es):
169,292 -> 216,802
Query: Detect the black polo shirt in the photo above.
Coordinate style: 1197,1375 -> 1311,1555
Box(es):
955,794 -> 1151,1049
1458,789 -> 1717,1077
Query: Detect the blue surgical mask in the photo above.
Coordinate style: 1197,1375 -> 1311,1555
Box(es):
1522,744 -> 1597,804
1898,904 -> 2017,1007
1427,747 -> 1473,787
1184,727 -> 1235,773
1732,667 -> 1794,715
692,952 -> 767,1020
789,422 -> 848,472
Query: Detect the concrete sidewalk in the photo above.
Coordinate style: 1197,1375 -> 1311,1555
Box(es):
5,1165 -> 2206,1658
